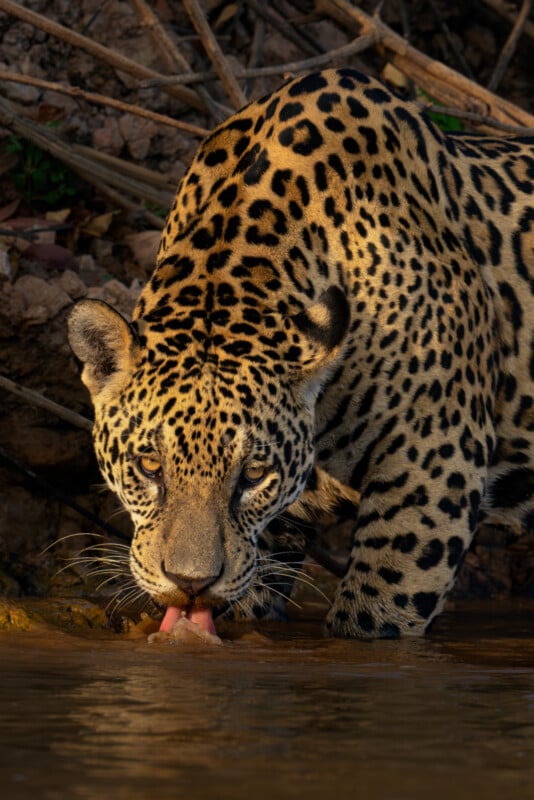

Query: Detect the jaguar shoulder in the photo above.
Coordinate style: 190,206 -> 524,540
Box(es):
68,68 -> 534,639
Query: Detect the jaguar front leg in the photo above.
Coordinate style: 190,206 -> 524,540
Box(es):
244,467 -> 360,619
229,467 -> 361,622
288,465 -> 361,528
325,423 -> 492,638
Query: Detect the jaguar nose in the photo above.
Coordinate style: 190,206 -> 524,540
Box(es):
161,564 -> 220,597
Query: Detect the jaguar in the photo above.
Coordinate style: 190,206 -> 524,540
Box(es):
68,68 -> 534,638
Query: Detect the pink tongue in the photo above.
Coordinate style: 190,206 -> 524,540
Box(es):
159,605 -> 216,635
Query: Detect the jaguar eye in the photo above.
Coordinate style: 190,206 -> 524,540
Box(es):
138,454 -> 162,479
241,463 -> 267,487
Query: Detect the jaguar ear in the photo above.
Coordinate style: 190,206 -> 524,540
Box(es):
284,286 -> 350,401
68,299 -> 138,400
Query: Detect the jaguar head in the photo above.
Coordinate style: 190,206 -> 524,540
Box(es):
68,286 -> 349,629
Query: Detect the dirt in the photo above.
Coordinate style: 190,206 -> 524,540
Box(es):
0,0 -> 533,629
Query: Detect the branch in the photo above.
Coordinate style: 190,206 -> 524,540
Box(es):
141,31 -> 379,88
0,444 -> 130,541
480,0 -> 534,40
0,70 -> 209,138
245,0 -> 323,57
0,375 -> 92,431
0,95 -> 174,221
129,0 -> 229,123
487,0 -> 532,93
316,0 -> 534,132
417,102 -> 534,135
0,0 -> 206,111
183,0 -> 247,110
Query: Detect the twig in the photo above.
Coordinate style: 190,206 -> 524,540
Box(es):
0,0 -> 206,111
398,0 -> 410,40
0,224 -> 73,241
245,0 -> 322,57
34,0 -> 111,104
74,170 -> 166,229
130,0 -> 191,74
244,13 -> 265,97
0,70 -> 210,138
129,0 -> 228,123
480,0 -> 534,41
0,445 -> 130,541
417,102 -> 534,135
271,0 -> 326,54
316,0 -> 534,132
141,32 -> 379,88
427,0 -> 476,80
0,95 -> 175,210
73,146 -> 176,191
487,0 -> 532,93
0,375 -> 93,431
183,0 -> 247,110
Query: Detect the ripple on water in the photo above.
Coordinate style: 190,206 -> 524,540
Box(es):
2,602 -> 534,800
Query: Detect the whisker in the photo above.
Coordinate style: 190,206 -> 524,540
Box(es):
40,531 -> 104,556
83,563 -> 128,576
105,507 -> 131,523
77,542 -> 131,554
107,584 -> 149,616
262,571 -> 331,604
255,580 -> 302,610
95,573 -> 129,592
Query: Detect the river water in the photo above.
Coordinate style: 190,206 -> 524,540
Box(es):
2,602 -> 534,800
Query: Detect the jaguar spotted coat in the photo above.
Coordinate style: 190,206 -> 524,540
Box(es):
69,69 -> 534,638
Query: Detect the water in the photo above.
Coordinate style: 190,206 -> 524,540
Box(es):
2,603 -> 534,800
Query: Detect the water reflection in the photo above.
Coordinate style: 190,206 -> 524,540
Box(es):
2,608 -> 534,800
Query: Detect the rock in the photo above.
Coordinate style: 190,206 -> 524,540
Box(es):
86,278 -> 142,317
0,598 -> 110,632
0,250 -> 12,281
78,253 -> 110,286
0,600 -> 32,631
57,269 -> 87,300
10,275 -> 72,324
124,230 -> 160,271
3,77 -> 40,105
155,128 -> 190,159
118,114 -> 158,160
41,89 -> 80,115
0,420 -> 92,473
92,115 -> 124,156
22,242 -> 78,271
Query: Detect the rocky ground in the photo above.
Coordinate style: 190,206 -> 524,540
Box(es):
0,0 -> 533,630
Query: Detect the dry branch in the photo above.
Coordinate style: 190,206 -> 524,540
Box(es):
317,0 -> 534,132
183,0 -> 247,110
72,146 -> 176,191
75,171 -> 166,229
487,0 -> 532,92
0,375 -> 92,431
130,0 -> 191,74
141,31 -> 378,89
416,103 -> 534,135
481,0 -> 534,40
129,0 -> 229,123
427,0 -> 475,80
0,70 -> 209,138
0,0 -> 206,111
245,0 -> 322,57
0,95 -> 174,219
245,12 -> 265,97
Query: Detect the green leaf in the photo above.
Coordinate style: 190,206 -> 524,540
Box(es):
417,88 -> 464,132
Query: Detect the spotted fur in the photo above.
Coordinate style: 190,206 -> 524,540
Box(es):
69,69 -> 534,638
